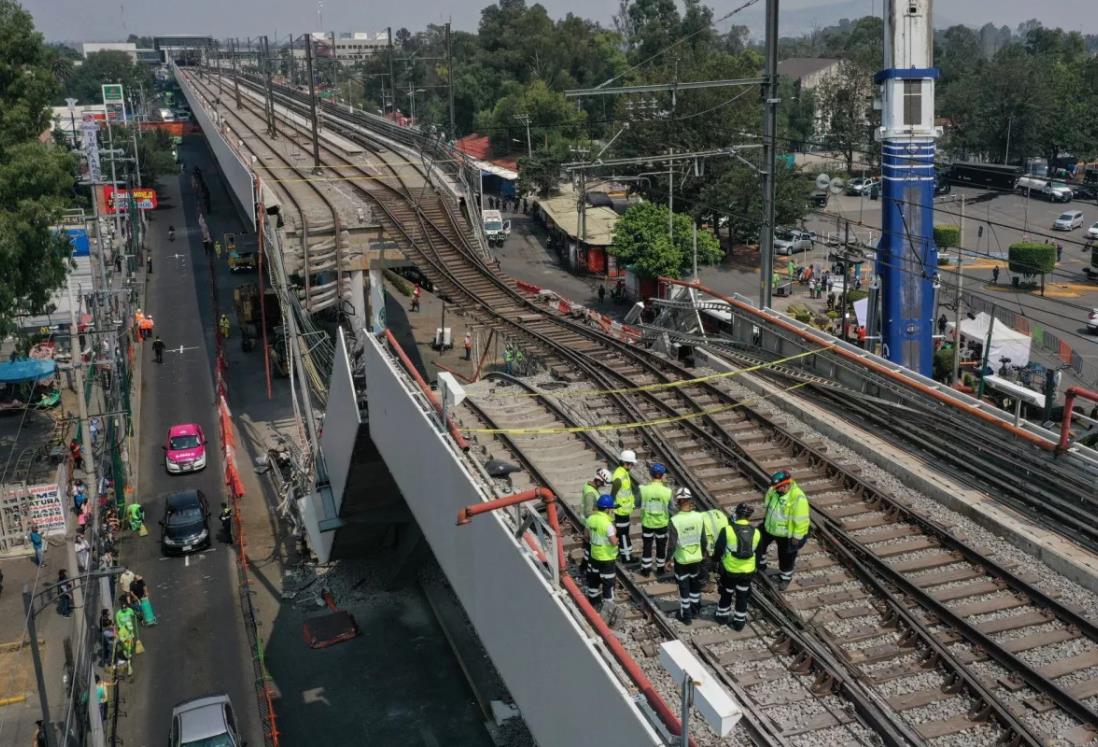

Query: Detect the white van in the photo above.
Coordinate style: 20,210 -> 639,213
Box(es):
158,108 -> 175,122
1053,210 -> 1084,231
1016,176 -> 1072,202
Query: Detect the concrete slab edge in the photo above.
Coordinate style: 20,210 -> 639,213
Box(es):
698,349 -> 1098,596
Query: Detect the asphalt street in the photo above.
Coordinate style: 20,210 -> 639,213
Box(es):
114,163 -> 261,745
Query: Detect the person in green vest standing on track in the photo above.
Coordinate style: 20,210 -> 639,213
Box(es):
713,504 -> 761,630
700,505 -> 730,586
585,495 -> 618,610
756,470 -> 810,590
666,488 -> 707,625
638,463 -> 672,577
581,468 -> 613,519
610,449 -> 638,562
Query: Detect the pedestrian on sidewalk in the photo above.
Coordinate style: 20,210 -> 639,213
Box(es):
124,502 -> 144,533
218,314 -> 231,340
992,265 -> 1000,284
597,284 -> 606,305
95,675 -> 109,722
463,332 -> 472,360
220,502 -> 233,544
115,596 -> 137,639
70,439 -> 83,471
89,417 -> 101,447
29,524 -> 45,566
73,480 -> 87,514
56,569 -> 73,617
937,313 -> 948,337
1057,242 -> 1063,262
34,720 -> 47,747
153,335 -> 165,364
411,283 -> 422,312
131,575 -> 157,626
75,533 -> 90,572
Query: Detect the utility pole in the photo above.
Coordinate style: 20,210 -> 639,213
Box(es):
230,38 -> 242,108
952,196 -> 965,387
446,21 -> 456,139
215,40 -> 223,99
668,151 -> 674,247
759,0 -> 780,309
262,36 -> 278,138
303,33 -> 322,173
514,113 -> 532,158
288,33 -> 296,87
387,26 -> 396,116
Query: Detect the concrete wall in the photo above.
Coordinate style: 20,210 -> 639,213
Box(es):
174,65 -> 256,226
362,334 -> 662,747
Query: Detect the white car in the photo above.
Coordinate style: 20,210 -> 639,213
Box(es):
1089,308 -> 1098,334
1054,210 -> 1084,230
1087,221 -> 1098,240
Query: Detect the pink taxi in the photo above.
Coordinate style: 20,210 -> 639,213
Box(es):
163,423 -> 207,474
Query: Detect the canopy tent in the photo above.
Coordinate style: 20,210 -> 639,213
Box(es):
0,359 -> 57,384
956,312 -> 1031,367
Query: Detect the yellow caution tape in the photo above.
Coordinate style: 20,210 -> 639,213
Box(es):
464,382 -> 808,435
485,345 -> 831,400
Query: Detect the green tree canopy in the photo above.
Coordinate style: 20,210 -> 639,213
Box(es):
62,50 -> 152,106
475,79 -> 587,155
610,201 -> 721,278
0,0 -> 75,334
698,160 -> 812,245
1007,242 -> 1056,278
933,225 -> 961,250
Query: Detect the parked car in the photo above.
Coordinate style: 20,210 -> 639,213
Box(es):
170,693 -> 242,747
1074,184 -> 1098,201
1053,210 -> 1085,231
1089,308 -> 1098,334
773,228 -> 814,255
845,177 -> 878,196
1017,176 -> 1073,202
1087,222 -> 1098,240
160,489 -> 211,555
163,423 -> 207,474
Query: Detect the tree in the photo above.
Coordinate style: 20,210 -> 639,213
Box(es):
814,59 -> 875,173
933,225 -> 960,251
62,50 -> 152,106
610,201 -> 721,278
698,160 -> 812,245
1007,242 -> 1055,290
475,79 -> 586,155
0,1 -> 76,334
517,145 -> 567,198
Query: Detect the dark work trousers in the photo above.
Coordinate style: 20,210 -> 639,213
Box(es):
755,526 -> 799,583
640,525 -> 668,571
715,570 -> 755,630
585,558 -> 616,604
614,515 -> 633,561
673,560 -> 703,620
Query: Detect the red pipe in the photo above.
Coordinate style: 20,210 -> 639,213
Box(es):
457,487 -> 695,745
662,277 -> 1059,452
1059,386 -> 1098,452
383,329 -> 470,451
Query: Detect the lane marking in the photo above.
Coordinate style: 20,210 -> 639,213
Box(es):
185,554 -> 190,567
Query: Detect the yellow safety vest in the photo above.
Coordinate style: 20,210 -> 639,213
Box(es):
581,483 -> 600,518
587,512 -> 618,562
612,466 -> 634,517
639,482 -> 671,529
702,508 -> 729,551
763,482 -> 810,539
671,510 -> 705,564
721,520 -> 761,574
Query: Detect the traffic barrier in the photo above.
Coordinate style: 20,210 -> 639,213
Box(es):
199,201 -> 281,747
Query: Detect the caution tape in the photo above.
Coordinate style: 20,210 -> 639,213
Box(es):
464,382 -> 808,435
485,346 -> 831,400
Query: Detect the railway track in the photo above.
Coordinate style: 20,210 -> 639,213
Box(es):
194,69 -> 1098,745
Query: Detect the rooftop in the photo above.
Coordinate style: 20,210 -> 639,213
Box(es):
537,195 -> 618,247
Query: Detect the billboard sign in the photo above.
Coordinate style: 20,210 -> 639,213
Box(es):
80,117 -> 102,183
101,83 -> 124,105
103,186 -> 159,213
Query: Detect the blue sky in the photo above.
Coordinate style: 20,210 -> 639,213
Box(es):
23,0 -> 1096,44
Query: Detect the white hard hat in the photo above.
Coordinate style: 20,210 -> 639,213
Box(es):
619,449 -> 637,464
674,487 -> 693,502
595,468 -> 612,484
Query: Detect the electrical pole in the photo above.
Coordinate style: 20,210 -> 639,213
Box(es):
514,114 -> 532,158
262,36 -> 278,138
230,38 -> 242,108
759,0 -> 780,309
387,26 -> 396,116
303,33 -> 322,173
446,21 -> 455,139
952,196 -> 965,387
668,151 -> 674,247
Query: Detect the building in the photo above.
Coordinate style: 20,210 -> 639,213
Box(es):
776,58 -> 842,90
534,193 -> 620,277
81,42 -> 137,61
305,31 -> 390,65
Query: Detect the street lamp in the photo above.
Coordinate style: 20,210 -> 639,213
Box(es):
22,568 -> 123,747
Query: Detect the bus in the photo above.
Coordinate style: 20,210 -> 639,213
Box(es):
945,162 -> 1021,191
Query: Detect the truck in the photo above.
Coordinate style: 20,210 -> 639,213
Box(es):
482,209 -> 510,247
946,161 -> 1021,191
1015,176 -> 1073,202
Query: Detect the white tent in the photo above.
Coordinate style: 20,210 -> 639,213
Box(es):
957,312 -> 1031,367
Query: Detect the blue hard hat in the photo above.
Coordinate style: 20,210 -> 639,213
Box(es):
770,470 -> 792,487
649,463 -> 667,478
596,494 -> 615,510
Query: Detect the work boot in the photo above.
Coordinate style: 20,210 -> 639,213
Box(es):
678,610 -> 692,626
731,618 -> 746,631
691,602 -> 702,616
776,577 -> 791,591
640,567 -> 652,578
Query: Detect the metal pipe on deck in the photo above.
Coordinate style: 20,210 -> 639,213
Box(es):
1059,387 -> 1098,452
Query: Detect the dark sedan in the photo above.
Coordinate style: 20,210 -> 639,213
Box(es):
159,489 -> 212,555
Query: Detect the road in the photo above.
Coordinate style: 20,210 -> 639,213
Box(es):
114,164 -> 261,745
